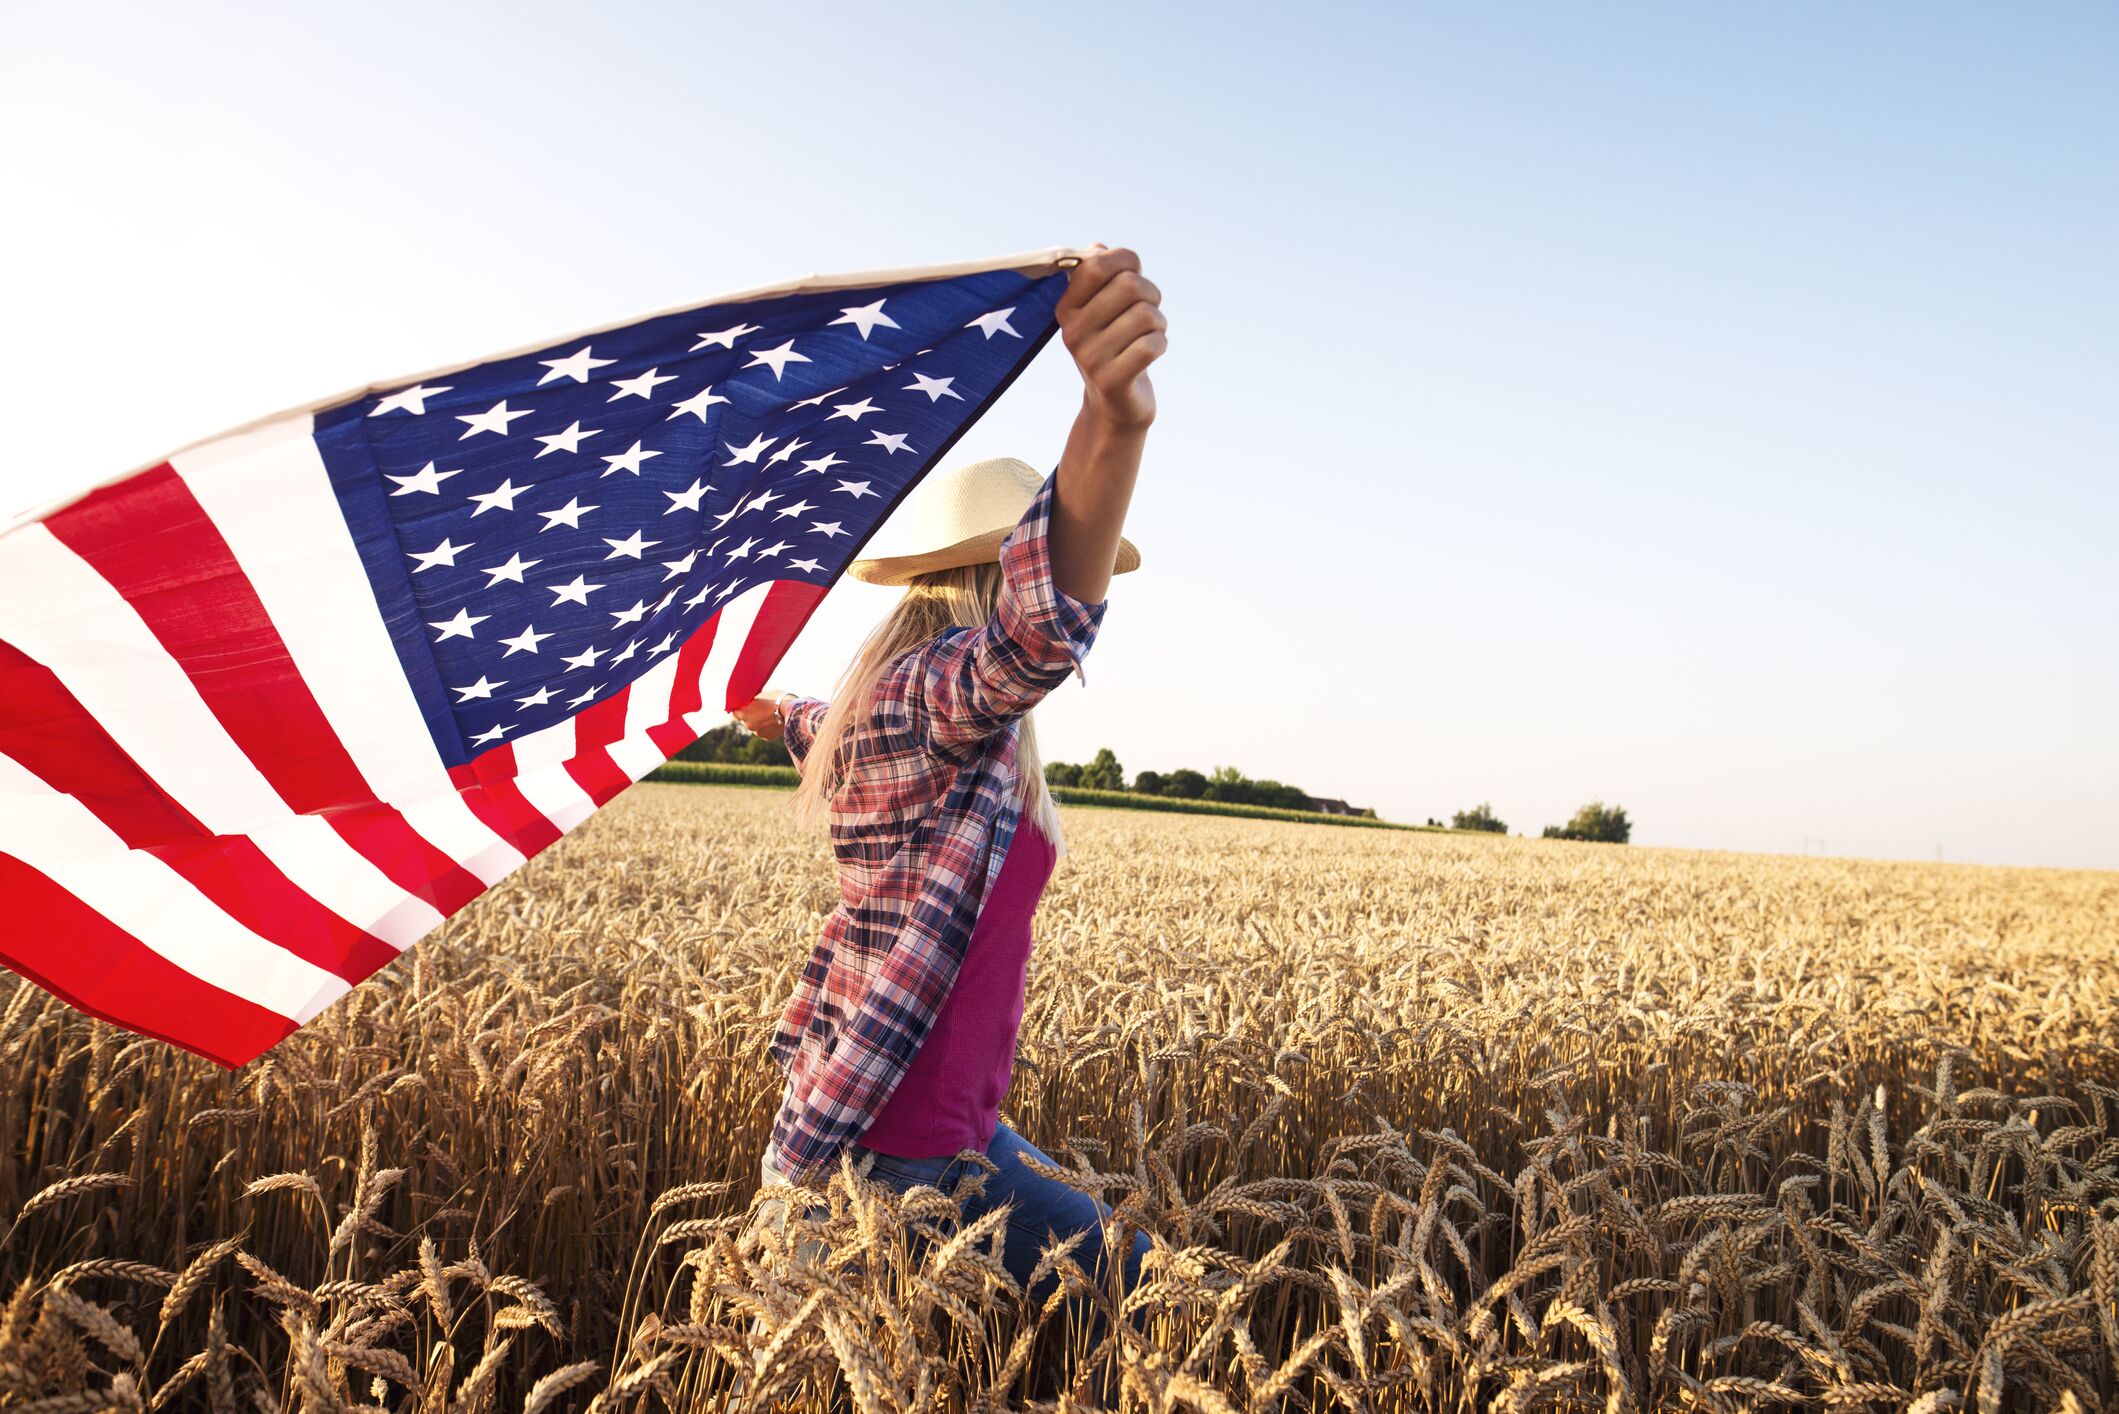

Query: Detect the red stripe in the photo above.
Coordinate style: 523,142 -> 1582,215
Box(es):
645,616 -> 720,758
0,640 -> 400,983
724,580 -> 828,711
563,689 -> 635,805
0,854 -> 298,1069
447,750 -> 561,857
43,466 -> 485,913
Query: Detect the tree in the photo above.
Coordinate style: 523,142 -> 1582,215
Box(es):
1160,768 -> 1208,799
1078,747 -> 1126,792
1132,769 -> 1165,795
1452,802 -> 1508,834
676,724 -> 792,768
1542,801 -> 1632,844
1044,760 -> 1083,787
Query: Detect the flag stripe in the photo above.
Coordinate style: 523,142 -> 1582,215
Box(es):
448,750 -> 565,857
685,585 -> 771,735
563,691 -> 635,805
726,580 -> 830,713
646,614 -> 720,758
0,523 -> 444,949
172,420 -> 525,886
0,751 -> 350,1024
42,466 -> 488,914
514,762 -> 598,833
0,640 -> 402,982
0,854 -> 299,1068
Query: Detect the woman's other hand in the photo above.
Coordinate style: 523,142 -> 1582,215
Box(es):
1058,245 -> 1165,434
731,689 -> 792,741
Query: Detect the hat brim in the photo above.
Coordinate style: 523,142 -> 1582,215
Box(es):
847,531 -> 1141,587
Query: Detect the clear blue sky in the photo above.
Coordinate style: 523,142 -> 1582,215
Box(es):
3,2 -> 2113,868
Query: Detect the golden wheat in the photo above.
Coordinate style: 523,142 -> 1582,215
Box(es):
1,782 -> 2115,1411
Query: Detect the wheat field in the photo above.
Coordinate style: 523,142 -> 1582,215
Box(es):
2,782 -> 2115,1413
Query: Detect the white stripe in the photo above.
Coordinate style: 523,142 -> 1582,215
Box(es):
511,715 -> 576,773
513,762 -> 597,833
173,420 -> 525,887
622,651 -> 683,738
606,734 -> 670,783
0,751 -> 351,1024
0,524 -> 443,949
683,583 -> 774,734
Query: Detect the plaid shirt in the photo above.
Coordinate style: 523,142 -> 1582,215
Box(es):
767,469 -> 1105,1183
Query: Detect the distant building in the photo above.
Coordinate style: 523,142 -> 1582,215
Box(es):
1305,796 -> 1365,816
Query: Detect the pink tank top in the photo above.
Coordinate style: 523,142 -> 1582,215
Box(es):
857,818 -> 1057,1159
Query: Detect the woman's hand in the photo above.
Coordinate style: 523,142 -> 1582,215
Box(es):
731,688 -> 793,741
1058,245 -> 1165,434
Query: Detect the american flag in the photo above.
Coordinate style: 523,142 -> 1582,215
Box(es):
0,246 -> 1080,1068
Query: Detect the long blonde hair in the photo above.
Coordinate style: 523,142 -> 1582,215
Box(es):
788,559 -> 1064,853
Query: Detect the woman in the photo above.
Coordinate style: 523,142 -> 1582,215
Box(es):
729,244 -> 1165,1299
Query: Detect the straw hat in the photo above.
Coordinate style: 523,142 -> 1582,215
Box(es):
846,456 -> 1142,587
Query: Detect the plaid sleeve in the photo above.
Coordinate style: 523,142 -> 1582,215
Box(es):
779,695 -> 829,768
916,468 -> 1107,758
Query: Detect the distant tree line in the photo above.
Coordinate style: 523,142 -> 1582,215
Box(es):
676,724 -> 793,768
1425,801 -> 1632,843
1044,748 -> 1377,819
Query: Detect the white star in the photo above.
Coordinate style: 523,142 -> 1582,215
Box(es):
709,504 -> 741,530
600,440 -> 662,476
768,437 -> 809,467
386,461 -> 460,496
538,345 -> 616,385
560,646 -> 604,672
788,385 -> 846,410
788,557 -> 824,573
515,686 -> 557,708
690,323 -> 760,351
457,400 -> 534,439
610,598 -> 651,626
481,552 -> 541,586
745,487 -> 783,513
538,497 -> 596,531
725,536 -> 757,560
567,684 -> 603,708
609,639 -> 641,667
828,398 -> 881,423
469,724 -> 512,746
757,540 -> 793,558
904,372 -> 962,402
655,588 -> 677,612
429,607 -> 488,641
453,675 -> 504,703
773,499 -> 815,519
649,632 -> 678,657
833,478 -> 876,499
716,578 -> 744,600
407,537 -> 471,573
723,432 -> 775,465
603,530 -> 658,559
829,299 -> 901,340
799,453 -> 846,476
668,384 -> 731,422
534,421 -> 602,457
662,479 -> 710,514
466,478 -> 528,516
499,624 -> 553,656
866,431 -> 913,455
547,575 -> 603,606
809,520 -> 846,538
683,584 -> 712,609
743,339 -> 811,381
370,383 -> 453,416
607,367 -> 678,401
660,549 -> 700,580
966,307 -> 1021,339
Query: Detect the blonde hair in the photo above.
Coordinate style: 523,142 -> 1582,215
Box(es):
788,559 -> 1064,854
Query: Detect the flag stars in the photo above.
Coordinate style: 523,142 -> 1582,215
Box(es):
788,386 -> 846,411
966,307 -> 1021,339
560,646 -> 604,672
662,479 -> 710,514
660,549 -> 699,580
758,540 -> 794,558
745,487 -> 784,513
607,367 -> 678,401
538,497 -> 596,531
723,433 -> 775,465
866,431 -> 914,455
547,574 -> 603,606
481,552 -> 541,586
690,322 -> 760,351
683,584 -> 712,610
809,520 -> 846,539
610,639 -> 642,667
768,438 -> 809,467
407,537 -> 472,573
370,383 -> 453,416
725,536 -> 758,560
466,478 -> 528,515
773,499 -> 815,519
828,398 -> 881,423
832,479 -> 876,499
830,299 -> 901,340
469,724 -> 512,747
668,384 -> 730,422
650,632 -> 678,657
600,441 -> 662,476
743,339 -> 811,380
387,462 -> 460,496
538,345 -> 616,384
534,421 -> 602,457
799,453 -> 846,476
498,624 -> 553,656
904,372 -> 963,402
567,684 -> 603,708
429,608 -> 488,642
457,400 -> 534,439
515,686 -> 557,709
603,530 -> 659,560
453,675 -> 504,703
611,599 -> 651,627
788,557 -> 824,574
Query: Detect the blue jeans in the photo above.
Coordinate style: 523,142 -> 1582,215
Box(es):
852,1121 -> 1151,1301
